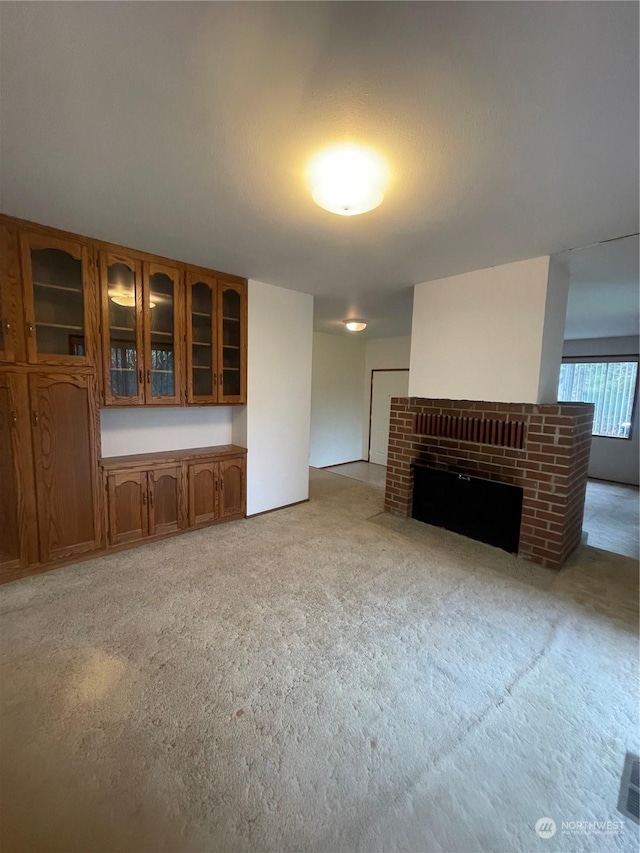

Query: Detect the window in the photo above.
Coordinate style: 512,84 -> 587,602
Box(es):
558,360 -> 638,439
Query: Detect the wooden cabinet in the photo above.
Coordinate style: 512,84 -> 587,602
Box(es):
0,370 -> 101,578
19,230 -> 98,367
0,224 -> 22,363
0,217 -> 99,368
100,250 -> 145,405
144,262 -> 183,405
0,212 -> 249,584
0,372 -> 38,575
1,215 -> 246,406
29,372 -> 102,563
103,446 -> 245,548
100,250 -> 183,406
188,462 -> 217,525
186,271 -> 247,405
106,464 -> 181,546
187,454 -> 246,525
186,271 -> 217,404
219,457 -> 245,518
107,470 -> 149,545
218,281 -> 247,404
148,465 -> 181,535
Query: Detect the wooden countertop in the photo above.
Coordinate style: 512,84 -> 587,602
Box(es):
101,444 -> 247,470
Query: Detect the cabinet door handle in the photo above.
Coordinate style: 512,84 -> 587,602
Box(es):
138,368 -> 143,386
142,490 -> 147,506
149,488 -> 154,508
4,320 -> 10,334
33,411 -> 39,427
11,411 -> 17,428
220,476 -> 224,491
26,322 -> 34,337
219,373 -> 223,387
213,372 -> 217,386
147,369 -> 151,384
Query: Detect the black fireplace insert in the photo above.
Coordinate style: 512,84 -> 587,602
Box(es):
411,463 -> 523,554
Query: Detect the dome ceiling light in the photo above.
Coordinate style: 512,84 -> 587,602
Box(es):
308,144 -> 388,216
344,320 -> 367,332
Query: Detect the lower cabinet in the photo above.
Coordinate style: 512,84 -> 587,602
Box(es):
1,369 -> 101,580
219,457 -> 245,518
106,470 -> 149,546
0,372 -> 38,573
187,455 -> 246,525
188,462 -> 217,525
149,466 -> 182,536
30,372 -> 102,563
107,465 -> 182,546
103,446 -> 246,550
1,380 -> 246,580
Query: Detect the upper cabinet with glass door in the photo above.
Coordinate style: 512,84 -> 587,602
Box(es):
19,230 -> 97,366
186,271 -> 246,405
143,262 -> 183,406
100,250 -> 183,406
186,271 -> 217,404
217,281 -> 247,404
100,251 -> 145,406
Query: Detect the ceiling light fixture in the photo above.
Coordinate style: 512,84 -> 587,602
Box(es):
345,320 -> 367,332
308,144 -> 388,216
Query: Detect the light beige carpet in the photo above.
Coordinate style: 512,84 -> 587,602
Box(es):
1,468 -> 638,853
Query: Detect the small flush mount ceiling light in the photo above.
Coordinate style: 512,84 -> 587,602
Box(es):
308,144 -> 388,216
345,320 -> 367,332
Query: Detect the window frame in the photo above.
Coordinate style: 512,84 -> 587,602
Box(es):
560,354 -> 639,441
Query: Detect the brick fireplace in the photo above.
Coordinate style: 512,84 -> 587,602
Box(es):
385,398 -> 594,569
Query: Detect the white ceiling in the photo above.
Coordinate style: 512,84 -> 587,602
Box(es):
0,2 -> 638,338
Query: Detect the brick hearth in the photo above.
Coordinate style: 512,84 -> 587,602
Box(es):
386,398 -> 594,569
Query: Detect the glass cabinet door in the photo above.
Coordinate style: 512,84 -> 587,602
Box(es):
101,253 -> 144,405
186,272 -> 217,404
20,232 -> 92,365
217,282 -> 246,403
144,262 -> 182,405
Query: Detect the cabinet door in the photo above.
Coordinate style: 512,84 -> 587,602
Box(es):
217,282 -> 246,404
218,457 -> 245,519
100,251 -> 145,406
186,272 -> 217,404
20,231 -> 97,366
144,262 -> 183,405
107,470 -> 148,546
29,372 -> 101,563
0,373 -> 38,574
148,465 -> 181,536
188,461 -> 217,526
0,223 -> 23,363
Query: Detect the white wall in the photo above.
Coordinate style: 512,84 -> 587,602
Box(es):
100,407 -> 233,457
562,336 -> 639,485
309,332 -> 366,468
409,256 -> 568,404
233,280 -> 313,515
361,336 -> 411,458
538,257 -> 570,403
